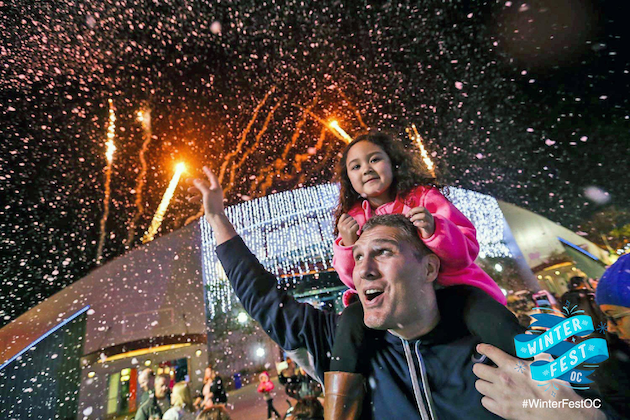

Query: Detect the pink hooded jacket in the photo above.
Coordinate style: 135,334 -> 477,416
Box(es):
332,185 -> 507,306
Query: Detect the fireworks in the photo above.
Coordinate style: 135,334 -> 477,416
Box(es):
141,163 -> 187,244
127,108 -> 153,247
407,124 -> 435,177
328,120 -> 353,143
96,99 -> 117,265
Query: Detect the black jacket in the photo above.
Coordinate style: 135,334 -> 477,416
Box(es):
217,236 -> 504,420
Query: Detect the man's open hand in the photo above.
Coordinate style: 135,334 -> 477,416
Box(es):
187,166 -> 225,219
473,343 -> 604,420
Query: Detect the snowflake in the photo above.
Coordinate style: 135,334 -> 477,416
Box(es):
597,322 -> 607,334
565,300 -> 571,307
551,391 -> 557,397
514,362 -> 526,373
520,347 -> 527,353
582,320 -> 588,326
543,369 -> 550,377
588,344 -> 595,352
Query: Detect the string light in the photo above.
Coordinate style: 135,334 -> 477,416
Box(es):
200,184 -> 510,318
329,121 -> 353,143
141,163 -> 186,243
406,124 -> 435,176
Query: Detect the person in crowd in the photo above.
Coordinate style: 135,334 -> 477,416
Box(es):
163,381 -> 196,420
196,406 -> 231,420
257,371 -> 282,419
561,275 -> 606,337
195,365 -> 228,410
328,131 -> 524,416
138,368 -> 156,406
289,396 -> 324,420
135,374 -> 171,420
593,254 -> 630,416
188,166 -> 609,420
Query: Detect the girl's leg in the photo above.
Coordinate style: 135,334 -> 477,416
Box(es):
267,399 -> 273,418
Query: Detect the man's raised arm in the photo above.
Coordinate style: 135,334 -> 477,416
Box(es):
188,166 -> 337,380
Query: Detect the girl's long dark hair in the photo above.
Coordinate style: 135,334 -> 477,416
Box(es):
333,131 -> 438,235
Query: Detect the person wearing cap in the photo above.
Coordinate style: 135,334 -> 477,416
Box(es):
594,254 -> 630,416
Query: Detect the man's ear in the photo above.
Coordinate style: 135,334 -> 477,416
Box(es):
423,254 -> 440,283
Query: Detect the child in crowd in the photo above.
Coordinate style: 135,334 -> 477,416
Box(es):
257,372 -> 282,419
326,131 -> 525,418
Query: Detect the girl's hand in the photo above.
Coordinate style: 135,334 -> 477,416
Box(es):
338,213 -> 360,246
407,206 -> 435,238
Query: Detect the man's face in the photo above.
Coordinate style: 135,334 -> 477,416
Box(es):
154,376 -> 168,399
600,304 -> 630,343
138,370 -> 154,391
352,225 -> 438,334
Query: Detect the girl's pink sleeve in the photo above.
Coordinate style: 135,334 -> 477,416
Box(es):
421,188 -> 480,270
332,235 -> 356,290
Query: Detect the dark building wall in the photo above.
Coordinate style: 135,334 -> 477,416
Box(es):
0,313 -> 86,419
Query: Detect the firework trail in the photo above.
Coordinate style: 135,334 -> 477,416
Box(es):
407,124 -> 436,177
141,163 -> 186,243
253,99 -> 315,195
336,87 -> 368,129
126,109 -> 152,247
329,121 -> 353,143
96,99 -> 117,265
218,86 -> 276,184
229,98 -> 283,190
184,87 -> 277,225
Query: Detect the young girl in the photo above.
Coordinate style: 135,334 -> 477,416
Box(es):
326,132 -> 525,417
257,372 -> 282,419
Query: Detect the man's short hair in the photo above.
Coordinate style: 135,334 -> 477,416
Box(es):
362,214 -> 432,261
156,373 -> 170,383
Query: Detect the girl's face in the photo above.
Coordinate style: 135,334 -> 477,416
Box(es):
259,373 -> 269,382
346,141 -> 394,206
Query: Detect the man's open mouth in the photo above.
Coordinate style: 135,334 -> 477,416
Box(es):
364,288 -> 384,301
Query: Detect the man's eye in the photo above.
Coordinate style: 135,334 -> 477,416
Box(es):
377,248 -> 392,256
354,254 -> 363,261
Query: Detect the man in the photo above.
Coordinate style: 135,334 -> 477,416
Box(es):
190,166 -> 607,420
135,374 -> 171,420
138,368 -> 155,406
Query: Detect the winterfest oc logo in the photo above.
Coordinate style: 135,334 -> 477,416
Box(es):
514,305 -> 609,389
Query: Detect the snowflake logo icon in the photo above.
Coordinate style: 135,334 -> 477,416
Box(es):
551,391 -> 557,398
520,347 -> 527,353
514,362 -> 526,374
588,344 -> 595,352
543,369 -> 550,377
597,322 -> 607,334
582,320 -> 589,326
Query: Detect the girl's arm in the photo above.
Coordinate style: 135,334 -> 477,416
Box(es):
420,187 -> 480,270
332,236 -> 356,290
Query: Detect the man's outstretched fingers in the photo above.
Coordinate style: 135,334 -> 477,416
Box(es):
202,166 -> 220,189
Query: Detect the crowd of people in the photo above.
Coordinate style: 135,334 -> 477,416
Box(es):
188,130 -> 629,420
134,365 -> 233,420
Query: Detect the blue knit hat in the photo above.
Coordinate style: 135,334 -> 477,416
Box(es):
596,254 -> 630,307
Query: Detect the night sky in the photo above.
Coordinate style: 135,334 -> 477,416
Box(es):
1,0 -> 629,327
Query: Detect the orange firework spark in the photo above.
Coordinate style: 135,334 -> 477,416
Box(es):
142,163 -> 186,244
96,99 -> 117,265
